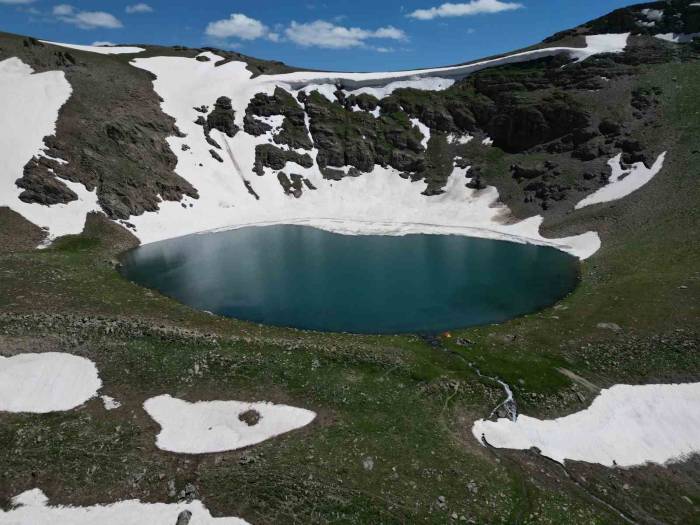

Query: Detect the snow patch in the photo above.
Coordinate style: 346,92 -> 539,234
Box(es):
655,32 -> 700,43
569,34 -> 630,62
143,395 -> 316,454
472,382 -> 700,467
447,133 -> 474,145
2,488 -> 250,524
410,118 -> 431,149
296,82 -> 339,102
641,9 -> 664,22
40,41 -> 145,55
101,395 -> 122,411
575,152 -> 666,209
0,353 -> 101,413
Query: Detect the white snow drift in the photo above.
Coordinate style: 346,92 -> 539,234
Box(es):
472,382 -> 700,467
40,40 -> 145,55
0,353 -> 102,413
0,489 -> 250,525
576,152 -> 667,209
0,57 -> 100,241
143,395 -> 316,454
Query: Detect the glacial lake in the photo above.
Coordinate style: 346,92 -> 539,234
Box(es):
119,225 -> 580,334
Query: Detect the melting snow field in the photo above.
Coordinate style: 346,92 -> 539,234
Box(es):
0,489 -> 250,525
472,383 -> 700,467
144,395 -> 316,454
576,152 -> 667,209
0,353 -> 101,413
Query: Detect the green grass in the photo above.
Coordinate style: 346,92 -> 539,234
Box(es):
51,235 -> 101,252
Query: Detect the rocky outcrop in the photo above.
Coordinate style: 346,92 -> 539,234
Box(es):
584,1 -> 700,36
246,87 -> 312,149
175,510 -> 192,525
346,93 -> 379,112
194,96 -> 239,152
209,149 -> 224,163
277,172 -> 316,197
253,144 -> 313,176
206,96 -> 239,138
243,114 -> 272,136
303,90 -> 426,175
16,156 -> 78,205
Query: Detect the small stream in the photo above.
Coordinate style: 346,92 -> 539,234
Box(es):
425,336 -> 518,422
471,363 -> 518,422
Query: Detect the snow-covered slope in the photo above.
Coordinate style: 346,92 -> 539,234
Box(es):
472,382 -> 700,467
121,39 -> 634,259
0,33 -> 650,259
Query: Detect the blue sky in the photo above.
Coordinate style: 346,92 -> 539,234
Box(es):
1,0 -> 638,71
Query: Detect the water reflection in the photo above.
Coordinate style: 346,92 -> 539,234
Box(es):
119,226 -> 579,334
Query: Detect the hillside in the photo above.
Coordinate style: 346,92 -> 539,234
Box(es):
0,1 -> 699,524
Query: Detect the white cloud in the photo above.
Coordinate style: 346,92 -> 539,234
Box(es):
92,41 -> 115,46
408,0 -> 523,20
204,13 -> 408,50
126,3 -> 153,14
52,4 -> 73,16
52,4 -> 123,29
285,20 -> 407,49
205,13 -> 269,40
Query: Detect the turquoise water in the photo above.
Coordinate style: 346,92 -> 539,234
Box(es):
119,225 -> 579,334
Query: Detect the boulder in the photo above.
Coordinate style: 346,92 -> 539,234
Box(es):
206,96 -> 239,138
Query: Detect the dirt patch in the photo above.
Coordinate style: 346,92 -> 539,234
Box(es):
0,208 -> 46,252
238,409 -> 261,426
0,334 -> 66,356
